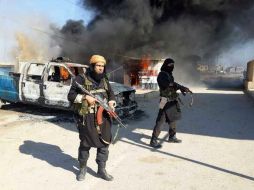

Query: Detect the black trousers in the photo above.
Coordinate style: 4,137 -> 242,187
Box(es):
78,142 -> 109,167
152,109 -> 177,138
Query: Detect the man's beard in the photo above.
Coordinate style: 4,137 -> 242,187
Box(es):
90,71 -> 105,83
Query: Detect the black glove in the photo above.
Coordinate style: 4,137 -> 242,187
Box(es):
180,86 -> 192,96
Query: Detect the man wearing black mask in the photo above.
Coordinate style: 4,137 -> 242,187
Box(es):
68,55 -> 116,181
150,58 -> 192,148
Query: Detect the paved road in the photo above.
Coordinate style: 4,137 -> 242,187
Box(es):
0,88 -> 254,190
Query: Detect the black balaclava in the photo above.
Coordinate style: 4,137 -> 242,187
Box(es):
161,58 -> 175,74
88,64 -> 106,83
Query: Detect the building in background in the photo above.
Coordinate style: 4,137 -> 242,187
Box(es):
122,56 -> 164,90
244,60 -> 254,90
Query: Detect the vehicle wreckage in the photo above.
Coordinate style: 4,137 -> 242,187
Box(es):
0,58 -> 138,117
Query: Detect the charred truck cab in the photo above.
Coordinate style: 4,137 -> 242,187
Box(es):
0,58 -> 138,117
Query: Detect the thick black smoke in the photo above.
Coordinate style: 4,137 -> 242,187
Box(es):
57,0 -> 254,70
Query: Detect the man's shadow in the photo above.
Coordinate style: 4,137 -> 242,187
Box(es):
19,140 -> 97,177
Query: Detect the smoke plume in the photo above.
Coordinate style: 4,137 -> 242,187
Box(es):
1,14 -> 61,63
58,0 -> 254,60
57,0 -> 254,84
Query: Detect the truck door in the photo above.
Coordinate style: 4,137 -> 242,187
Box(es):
21,63 -> 44,103
42,64 -> 71,108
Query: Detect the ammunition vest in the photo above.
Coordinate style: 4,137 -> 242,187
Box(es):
160,87 -> 178,100
75,74 -> 109,116
159,71 -> 178,100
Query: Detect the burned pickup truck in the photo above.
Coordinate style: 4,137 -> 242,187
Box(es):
0,59 -> 137,117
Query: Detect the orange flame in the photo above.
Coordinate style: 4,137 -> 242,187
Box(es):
15,33 -> 39,61
60,66 -> 69,80
140,55 -> 151,70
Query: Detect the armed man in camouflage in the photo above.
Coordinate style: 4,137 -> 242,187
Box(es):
150,58 -> 192,148
68,55 -> 116,181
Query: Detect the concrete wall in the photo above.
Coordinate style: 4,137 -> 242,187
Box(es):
244,60 -> 254,90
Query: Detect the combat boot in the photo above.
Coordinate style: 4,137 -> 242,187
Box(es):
168,135 -> 182,143
150,135 -> 162,148
77,164 -> 87,181
97,162 -> 114,181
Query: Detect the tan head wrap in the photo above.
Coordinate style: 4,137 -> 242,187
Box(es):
89,55 -> 106,65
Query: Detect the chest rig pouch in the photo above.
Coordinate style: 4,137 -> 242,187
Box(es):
75,75 -> 109,116
159,71 -> 179,109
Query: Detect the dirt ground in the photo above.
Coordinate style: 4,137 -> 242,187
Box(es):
0,88 -> 254,190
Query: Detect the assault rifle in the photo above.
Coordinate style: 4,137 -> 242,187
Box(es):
75,82 -> 126,128
178,85 -> 194,107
